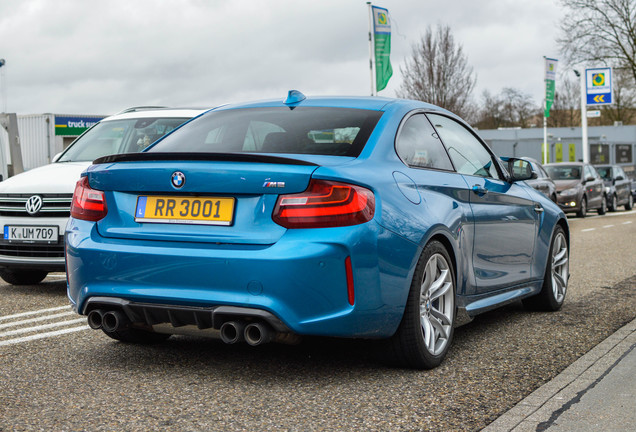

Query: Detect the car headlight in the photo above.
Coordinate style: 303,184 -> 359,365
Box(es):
560,188 -> 578,197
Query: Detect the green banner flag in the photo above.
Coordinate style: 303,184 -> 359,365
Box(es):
544,57 -> 558,117
372,6 -> 392,92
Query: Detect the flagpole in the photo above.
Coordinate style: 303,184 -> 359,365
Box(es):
543,103 -> 548,165
367,2 -> 375,96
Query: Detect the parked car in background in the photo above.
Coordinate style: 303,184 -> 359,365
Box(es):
0,107 -> 206,285
67,91 -> 569,369
517,157 -> 557,202
594,164 -> 634,211
545,162 -> 606,218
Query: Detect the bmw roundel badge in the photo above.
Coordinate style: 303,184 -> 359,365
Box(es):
171,171 -> 186,189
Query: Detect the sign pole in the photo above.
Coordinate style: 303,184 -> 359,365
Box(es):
367,2 -> 375,96
579,71 -> 589,163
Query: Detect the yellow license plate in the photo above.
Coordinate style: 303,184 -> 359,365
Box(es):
135,196 -> 235,226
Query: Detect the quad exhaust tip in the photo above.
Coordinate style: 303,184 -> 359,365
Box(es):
244,322 -> 273,346
87,309 -> 130,333
219,321 -> 246,344
87,309 -> 104,330
87,309 -> 282,346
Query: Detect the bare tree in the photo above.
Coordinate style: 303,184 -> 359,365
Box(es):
473,88 -> 538,129
599,66 -> 636,124
397,24 -> 476,119
558,0 -> 636,82
549,74 -> 580,127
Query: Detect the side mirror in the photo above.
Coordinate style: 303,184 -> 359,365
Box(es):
584,176 -> 595,183
615,175 -> 624,181
506,158 -> 536,182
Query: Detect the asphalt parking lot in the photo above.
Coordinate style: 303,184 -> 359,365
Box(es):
1,211 -> 635,431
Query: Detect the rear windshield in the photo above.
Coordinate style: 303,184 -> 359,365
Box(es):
148,107 -> 383,157
58,117 -> 193,162
545,165 -> 582,180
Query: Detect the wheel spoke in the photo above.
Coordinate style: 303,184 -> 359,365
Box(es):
429,314 -> 448,342
553,271 -> 566,292
431,307 -> 452,327
429,271 -> 450,300
420,316 -> 434,351
553,249 -> 568,268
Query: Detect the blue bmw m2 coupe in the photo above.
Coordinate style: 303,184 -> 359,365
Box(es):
66,92 -> 569,369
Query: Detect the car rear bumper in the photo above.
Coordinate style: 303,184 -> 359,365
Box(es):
66,218 -> 418,338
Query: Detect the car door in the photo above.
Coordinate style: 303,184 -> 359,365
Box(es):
584,164 -> 604,208
427,113 -> 539,294
614,166 -> 631,203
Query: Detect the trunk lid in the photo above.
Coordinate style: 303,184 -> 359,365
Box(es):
89,154 -> 319,245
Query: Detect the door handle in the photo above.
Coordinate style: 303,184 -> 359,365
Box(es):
472,185 -> 488,196
534,204 -> 544,213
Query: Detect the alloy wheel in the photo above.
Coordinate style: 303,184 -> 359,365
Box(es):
419,253 -> 454,355
550,232 -> 569,304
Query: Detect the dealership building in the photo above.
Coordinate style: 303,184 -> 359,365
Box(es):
478,124 -> 636,179
0,114 -> 104,179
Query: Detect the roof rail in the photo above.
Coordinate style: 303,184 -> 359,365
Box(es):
114,106 -> 169,115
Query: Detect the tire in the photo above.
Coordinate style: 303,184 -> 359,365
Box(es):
0,269 -> 48,285
626,194 -> 634,211
387,241 -> 455,369
101,327 -> 171,344
523,226 -> 569,311
576,197 -> 587,218
597,195 -> 607,215
609,194 -> 618,212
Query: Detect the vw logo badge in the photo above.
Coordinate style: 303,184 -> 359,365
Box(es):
25,195 -> 43,216
171,171 -> 186,189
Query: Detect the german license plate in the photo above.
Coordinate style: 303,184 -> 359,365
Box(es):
4,225 -> 59,243
135,196 -> 235,226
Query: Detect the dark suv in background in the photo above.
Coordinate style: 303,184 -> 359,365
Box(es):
595,164 -> 634,211
545,162 -> 607,218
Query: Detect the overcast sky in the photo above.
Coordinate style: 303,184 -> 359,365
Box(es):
0,0 -> 565,116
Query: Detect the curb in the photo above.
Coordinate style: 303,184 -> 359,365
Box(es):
482,316 -> 636,431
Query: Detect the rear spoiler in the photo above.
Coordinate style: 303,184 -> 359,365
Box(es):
93,152 -> 319,167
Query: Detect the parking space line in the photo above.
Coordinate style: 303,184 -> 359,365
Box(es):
0,318 -> 86,338
603,225 -> 614,228
0,326 -> 87,347
623,221 -> 633,225
0,305 -> 69,321
581,228 -> 596,232
0,311 -> 74,330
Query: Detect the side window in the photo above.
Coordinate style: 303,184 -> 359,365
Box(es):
584,165 -> 595,180
616,166 -> 626,179
427,114 -> 500,179
395,114 -> 453,170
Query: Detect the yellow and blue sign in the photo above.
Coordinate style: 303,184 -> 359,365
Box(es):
586,67 -> 612,105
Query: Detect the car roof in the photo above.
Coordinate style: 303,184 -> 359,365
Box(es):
210,92 -> 452,115
102,108 -> 209,122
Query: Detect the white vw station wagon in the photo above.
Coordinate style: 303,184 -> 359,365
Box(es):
0,107 -> 206,285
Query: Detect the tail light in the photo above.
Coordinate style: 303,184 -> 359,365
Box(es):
272,179 -> 375,228
70,176 -> 108,221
